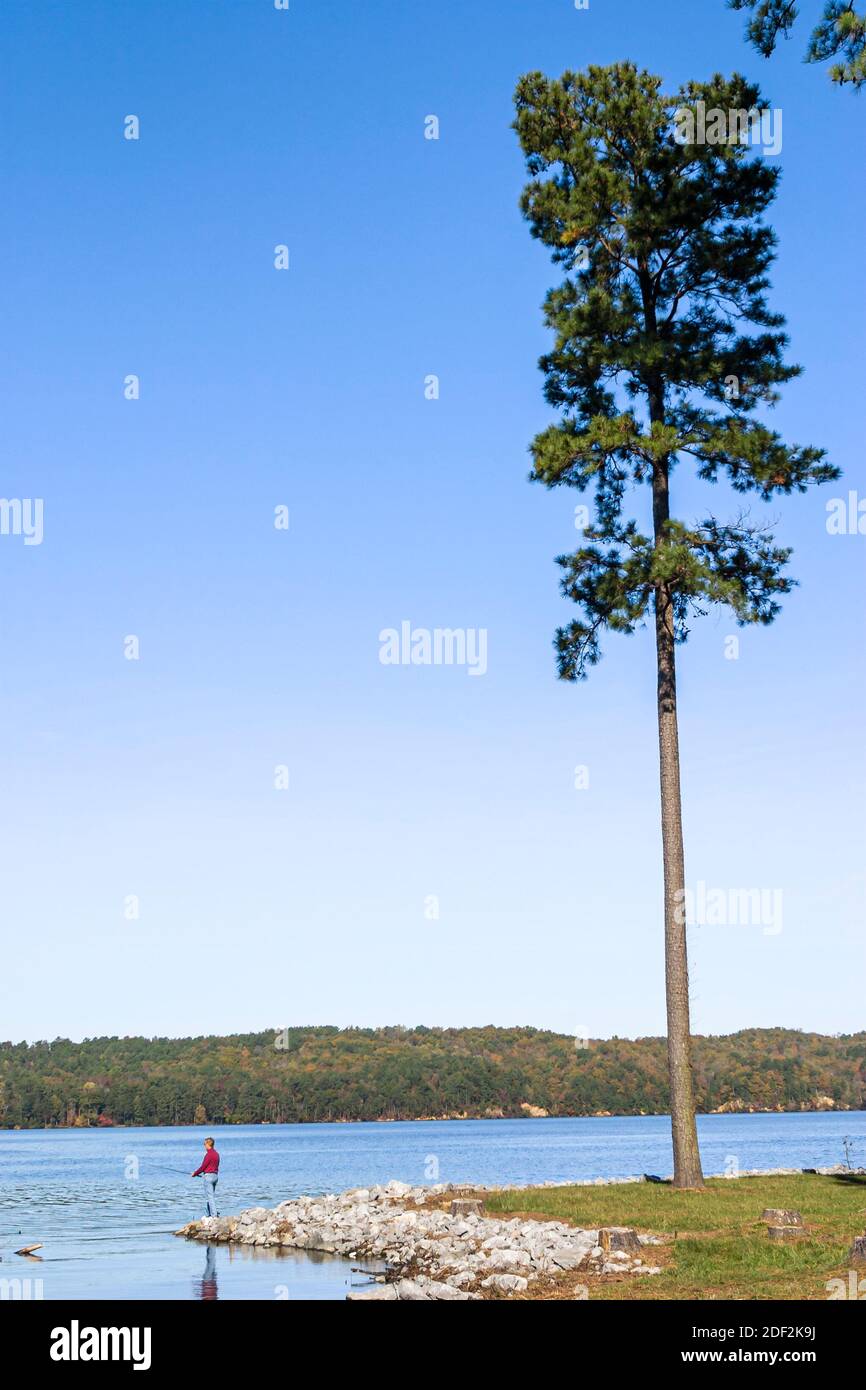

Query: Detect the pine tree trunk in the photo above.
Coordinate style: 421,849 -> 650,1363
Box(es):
654,578 -> 704,1189
642,273 -> 703,1189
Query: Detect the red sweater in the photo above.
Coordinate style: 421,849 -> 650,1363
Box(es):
193,1148 -> 219,1175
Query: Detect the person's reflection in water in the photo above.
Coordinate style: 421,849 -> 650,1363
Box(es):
196,1244 -> 219,1301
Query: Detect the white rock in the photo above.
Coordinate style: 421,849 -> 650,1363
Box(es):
347,1285 -> 398,1301
480,1273 -> 528,1293
549,1248 -> 589,1271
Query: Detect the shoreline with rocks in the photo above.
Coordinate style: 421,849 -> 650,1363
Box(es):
176,1165 -> 857,1300
178,1179 -> 662,1299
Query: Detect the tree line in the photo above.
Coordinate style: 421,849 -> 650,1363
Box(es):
0,1027 -> 862,1129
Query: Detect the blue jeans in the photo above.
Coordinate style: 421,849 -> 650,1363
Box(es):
203,1174 -> 219,1217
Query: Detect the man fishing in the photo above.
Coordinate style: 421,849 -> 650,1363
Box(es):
191,1137 -> 220,1217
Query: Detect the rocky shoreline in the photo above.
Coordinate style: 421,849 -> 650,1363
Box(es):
176,1179 -> 665,1300
176,1166 -> 858,1300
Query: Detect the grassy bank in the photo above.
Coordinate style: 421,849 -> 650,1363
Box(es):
482,1174 -> 866,1299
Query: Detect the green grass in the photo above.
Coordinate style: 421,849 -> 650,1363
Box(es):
483,1174 -> 866,1299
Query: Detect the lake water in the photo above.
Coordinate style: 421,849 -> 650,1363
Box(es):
1,1112 -> 862,1300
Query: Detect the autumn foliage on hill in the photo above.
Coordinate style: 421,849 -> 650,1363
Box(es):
0,1027 -> 862,1128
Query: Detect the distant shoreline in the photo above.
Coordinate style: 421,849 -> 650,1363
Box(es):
4,1103 -> 863,1133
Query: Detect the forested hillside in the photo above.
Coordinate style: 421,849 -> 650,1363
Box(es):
1,1027 -> 863,1129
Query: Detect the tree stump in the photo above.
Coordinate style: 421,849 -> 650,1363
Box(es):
767,1226 -> 806,1242
598,1226 -> 642,1254
849,1235 -> 866,1265
761,1209 -> 803,1227
450,1198 -> 484,1218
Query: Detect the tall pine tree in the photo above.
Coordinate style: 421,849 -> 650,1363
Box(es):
514,63 -> 837,1187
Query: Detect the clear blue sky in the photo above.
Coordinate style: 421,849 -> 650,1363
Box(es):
1,0 -> 863,1045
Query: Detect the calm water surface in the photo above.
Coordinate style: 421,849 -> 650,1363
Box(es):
1,1112 -> 862,1300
